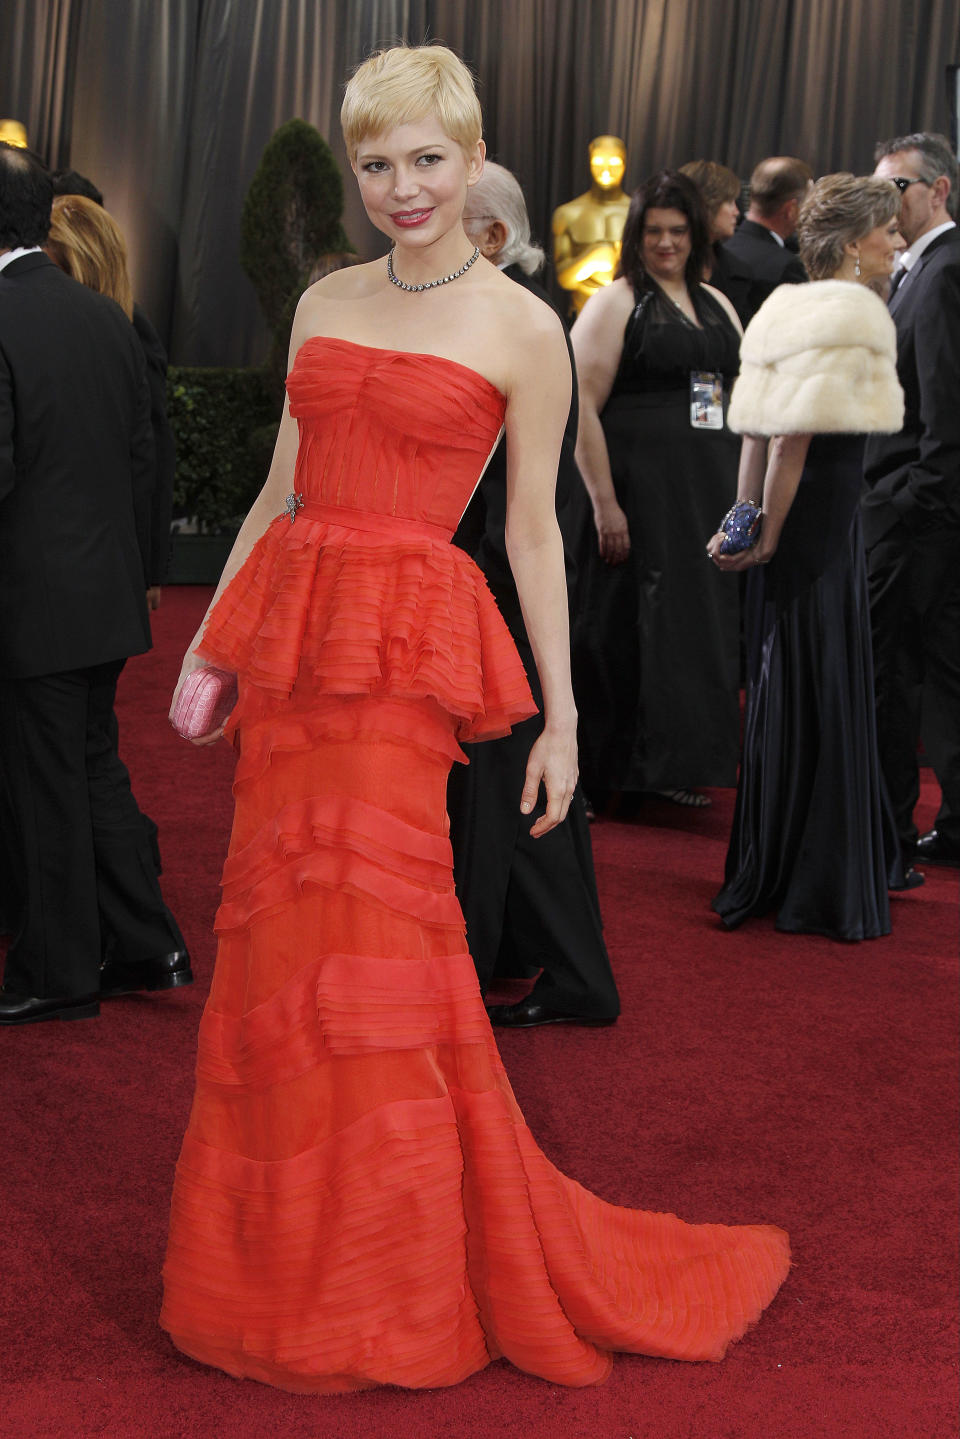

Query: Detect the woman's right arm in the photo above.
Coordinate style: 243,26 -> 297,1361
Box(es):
168,297 -> 316,727
707,433 -> 812,571
570,279 -> 635,564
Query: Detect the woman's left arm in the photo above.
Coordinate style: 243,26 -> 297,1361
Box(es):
503,313 -> 578,838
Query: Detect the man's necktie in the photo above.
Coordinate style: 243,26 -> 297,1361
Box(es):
889,264 -> 911,298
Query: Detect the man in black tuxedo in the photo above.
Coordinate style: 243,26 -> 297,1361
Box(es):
863,133 -> 960,867
46,169 -> 176,882
448,163 -> 619,1028
720,156 -> 812,326
0,143 -> 190,1024
49,168 -> 175,607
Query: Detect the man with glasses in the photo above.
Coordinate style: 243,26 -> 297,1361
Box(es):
863,133 -> 960,868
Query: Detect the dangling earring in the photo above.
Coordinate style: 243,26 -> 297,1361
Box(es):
854,254 -> 861,278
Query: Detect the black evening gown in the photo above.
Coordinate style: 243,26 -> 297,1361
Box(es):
573,283 -> 741,801
448,266 -> 619,1020
713,434 -> 905,940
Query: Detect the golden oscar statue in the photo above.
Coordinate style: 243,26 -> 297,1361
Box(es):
552,135 -> 630,315
0,120 -> 29,148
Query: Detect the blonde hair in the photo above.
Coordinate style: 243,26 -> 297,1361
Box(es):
797,173 -> 900,281
341,44 -> 482,162
47,194 -> 134,319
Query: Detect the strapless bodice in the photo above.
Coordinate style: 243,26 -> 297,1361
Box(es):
286,338 -> 506,536
196,339 -> 534,743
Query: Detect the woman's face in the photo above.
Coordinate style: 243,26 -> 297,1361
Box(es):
854,215 -> 906,283
641,207 -> 692,283
711,197 -> 739,243
352,117 -> 483,249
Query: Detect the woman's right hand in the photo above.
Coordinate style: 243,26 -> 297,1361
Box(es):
169,648 -> 227,747
593,497 -> 631,564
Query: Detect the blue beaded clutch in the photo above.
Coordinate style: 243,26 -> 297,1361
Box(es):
718,500 -> 763,554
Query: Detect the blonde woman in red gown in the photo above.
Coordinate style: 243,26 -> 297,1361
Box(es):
161,44 -> 790,1392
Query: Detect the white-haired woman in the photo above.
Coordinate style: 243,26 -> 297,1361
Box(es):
161,43 -> 788,1393
451,161 -> 621,1027
707,173 -> 916,938
461,158 -> 545,273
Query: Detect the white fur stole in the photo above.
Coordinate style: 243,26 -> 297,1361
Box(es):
727,279 -> 904,436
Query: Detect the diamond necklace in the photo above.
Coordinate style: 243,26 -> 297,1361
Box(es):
386,245 -> 481,292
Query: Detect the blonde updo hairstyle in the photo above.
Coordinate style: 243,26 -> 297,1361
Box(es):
341,44 -> 482,163
797,173 -> 900,281
46,194 -> 134,320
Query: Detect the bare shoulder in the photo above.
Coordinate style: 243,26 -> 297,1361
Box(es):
291,259 -> 386,353
583,274 -> 634,315
500,268 -> 565,338
571,276 -> 634,344
482,269 -> 567,368
299,258 -> 383,310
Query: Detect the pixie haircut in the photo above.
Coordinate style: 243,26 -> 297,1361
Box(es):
341,44 -> 482,161
797,173 -> 900,281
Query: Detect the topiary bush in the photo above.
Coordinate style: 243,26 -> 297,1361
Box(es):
167,366 -> 277,531
165,124 -> 354,553
240,119 -> 354,387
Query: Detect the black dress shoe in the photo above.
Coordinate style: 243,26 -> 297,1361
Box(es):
99,949 -> 193,998
0,990 -> 100,1025
890,866 -> 925,891
915,830 -> 960,867
485,997 -> 617,1029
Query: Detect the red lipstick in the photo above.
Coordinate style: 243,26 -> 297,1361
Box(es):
391,209 -> 434,228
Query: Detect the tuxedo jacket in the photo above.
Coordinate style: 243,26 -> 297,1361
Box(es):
0,252 -> 154,678
132,303 -> 176,585
720,219 -> 807,327
708,242 -> 758,328
862,228 -> 960,546
452,264 -> 580,679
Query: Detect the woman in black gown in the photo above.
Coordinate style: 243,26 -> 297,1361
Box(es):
571,171 -> 742,810
707,173 -> 915,940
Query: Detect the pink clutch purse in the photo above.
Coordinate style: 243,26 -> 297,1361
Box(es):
171,666 -> 238,739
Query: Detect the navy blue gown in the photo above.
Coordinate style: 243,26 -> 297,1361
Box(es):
713,434 -> 905,940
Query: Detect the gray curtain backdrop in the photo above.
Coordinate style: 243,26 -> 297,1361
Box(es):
2,0 -> 957,364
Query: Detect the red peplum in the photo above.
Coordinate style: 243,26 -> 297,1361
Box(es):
160,337 -> 789,1393
196,336 -> 533,742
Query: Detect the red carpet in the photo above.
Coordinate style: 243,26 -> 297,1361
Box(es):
2,586 -> 957,1438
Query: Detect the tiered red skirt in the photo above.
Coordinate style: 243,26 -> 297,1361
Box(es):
160,517 -> 789,1391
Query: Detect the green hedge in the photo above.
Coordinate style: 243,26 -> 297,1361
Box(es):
167,366 -> 278,531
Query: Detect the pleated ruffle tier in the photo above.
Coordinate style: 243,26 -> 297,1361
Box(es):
198,503 -> 535,744
161,690 -> 790,1392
